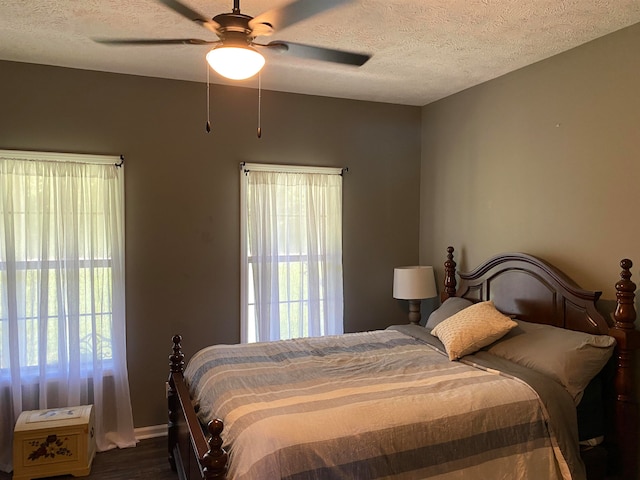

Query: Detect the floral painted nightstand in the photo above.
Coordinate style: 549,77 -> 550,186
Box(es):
13,405 -> 95,480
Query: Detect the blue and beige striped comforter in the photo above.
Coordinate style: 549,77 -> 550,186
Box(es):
184,325 -> 585,480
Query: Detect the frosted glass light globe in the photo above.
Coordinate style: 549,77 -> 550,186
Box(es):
206,46 -> 265,80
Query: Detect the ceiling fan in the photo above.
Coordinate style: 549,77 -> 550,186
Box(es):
96,0 -> 371,80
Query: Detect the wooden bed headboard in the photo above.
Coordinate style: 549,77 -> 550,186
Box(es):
441,247 -> 609,335
440,246 -> 639,480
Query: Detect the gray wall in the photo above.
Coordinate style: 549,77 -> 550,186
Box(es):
0,61 -> 422,428
420,22 -> 640,297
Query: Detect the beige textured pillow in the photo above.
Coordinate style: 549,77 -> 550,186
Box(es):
431,300 -> 517,360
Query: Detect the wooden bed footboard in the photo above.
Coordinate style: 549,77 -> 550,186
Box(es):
168,335 -> 227,480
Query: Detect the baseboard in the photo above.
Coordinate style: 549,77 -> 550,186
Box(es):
135,424 -> 167,440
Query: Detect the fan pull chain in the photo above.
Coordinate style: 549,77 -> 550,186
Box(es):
206,65 -> 211,133
257,72 -> 262,139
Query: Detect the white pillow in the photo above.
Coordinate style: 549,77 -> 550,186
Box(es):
431,300 -> 517,360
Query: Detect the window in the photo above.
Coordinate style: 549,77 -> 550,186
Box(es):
0,258 -> 114,374
240,163 -> 344,343
0,150 -> 135,473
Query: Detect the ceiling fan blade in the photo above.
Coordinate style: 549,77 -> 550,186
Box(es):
250,23 -> 275,37
261,41 -> 370,66
95,38 -> 220,46
249,0 -> 351,34
158,0 -> 220,33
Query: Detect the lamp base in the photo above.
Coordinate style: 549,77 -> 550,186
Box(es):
407,299 -> 422,325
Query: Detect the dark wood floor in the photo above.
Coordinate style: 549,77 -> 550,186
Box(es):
1,436 -> 177,480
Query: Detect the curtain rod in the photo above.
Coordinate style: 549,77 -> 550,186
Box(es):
0,149 -> 124,168
240,162 -> 348,176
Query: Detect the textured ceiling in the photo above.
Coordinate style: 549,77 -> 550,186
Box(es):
1,0 -> 640,106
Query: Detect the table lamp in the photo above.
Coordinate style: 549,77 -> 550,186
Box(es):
393,266 -> 437,325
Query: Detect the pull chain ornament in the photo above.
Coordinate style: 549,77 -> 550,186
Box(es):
206,64 -> 212,133
257,71 -> 262,138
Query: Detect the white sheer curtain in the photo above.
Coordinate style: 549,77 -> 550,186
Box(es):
0,151 -> 136,473
241,165 -> 344,343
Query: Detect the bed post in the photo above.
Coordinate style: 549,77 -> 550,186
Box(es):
168,334 -> 185,471
441,246 -> 457,302
610,259 -> 639,480
168,335 -> 229,480
202,419 -> 228,479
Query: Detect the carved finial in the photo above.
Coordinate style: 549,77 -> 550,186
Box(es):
614,259 -> 636,331
202,419 -> 228,479
169,335 -> 185,373
620,259 -> 633,280
442,246 -> 457,301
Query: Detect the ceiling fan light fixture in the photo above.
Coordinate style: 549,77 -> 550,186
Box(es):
206,46 -> 265,80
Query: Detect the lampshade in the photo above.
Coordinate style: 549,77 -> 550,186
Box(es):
393,266 -> 437,300
206,46 -> 265,80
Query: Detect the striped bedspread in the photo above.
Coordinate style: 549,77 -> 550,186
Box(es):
184,326 -> 585,480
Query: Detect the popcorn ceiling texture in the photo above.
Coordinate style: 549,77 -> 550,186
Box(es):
1,0 -> 639,105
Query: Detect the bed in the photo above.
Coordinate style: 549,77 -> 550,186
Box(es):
167,247 -> 639,480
